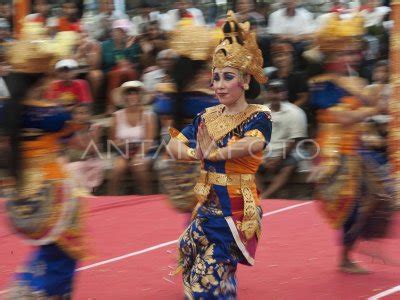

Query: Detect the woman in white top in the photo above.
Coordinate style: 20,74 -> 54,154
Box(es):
108,81 -> 157,195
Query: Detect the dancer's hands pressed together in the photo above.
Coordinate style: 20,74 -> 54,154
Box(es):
197,121 -> 218,160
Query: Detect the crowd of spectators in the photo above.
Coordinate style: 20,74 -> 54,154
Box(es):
0,0 -> 394,197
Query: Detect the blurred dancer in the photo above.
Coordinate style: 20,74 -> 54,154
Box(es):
308,14 -> 394,274
155,18 -> 219,213
0,65 -> 87,298
167,11 -> 272,298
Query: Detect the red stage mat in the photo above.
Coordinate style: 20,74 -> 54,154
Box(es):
1,196 -> 399,299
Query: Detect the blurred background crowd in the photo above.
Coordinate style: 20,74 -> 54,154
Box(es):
0,0 -> 394,199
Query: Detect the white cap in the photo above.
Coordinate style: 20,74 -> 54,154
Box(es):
55,59 -> 78,70
112,19 -> 133,34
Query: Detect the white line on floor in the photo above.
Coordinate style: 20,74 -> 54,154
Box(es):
77,201 -> 312,272
0,200 -> 313,295
0,289 -> 9,295
262,201 -> 312,217
77,240 -> 179,271
368,285 -> 400,299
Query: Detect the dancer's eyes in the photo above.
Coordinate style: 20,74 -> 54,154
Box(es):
223,73 -> 236,81
213,73 -> 236,82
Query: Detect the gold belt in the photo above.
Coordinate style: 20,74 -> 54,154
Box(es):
197,170 -> 254,186
193,170 -> 260,240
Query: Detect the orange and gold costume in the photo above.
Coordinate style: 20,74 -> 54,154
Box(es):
169,11 -> 272,298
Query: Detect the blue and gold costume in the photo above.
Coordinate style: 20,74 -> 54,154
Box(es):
169,11 -> 271,298
172,104 -> 271,298
1,93 -> 87,298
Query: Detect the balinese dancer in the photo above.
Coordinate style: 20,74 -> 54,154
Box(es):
308,14 -> 394,274
167,11 -> 272,298
1,72 -> 87,297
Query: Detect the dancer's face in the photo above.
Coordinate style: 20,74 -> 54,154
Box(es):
212,67 -> 246,106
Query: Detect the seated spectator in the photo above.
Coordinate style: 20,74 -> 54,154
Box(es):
84,0 -> 128,41
131,2 -> 159,36
139,21 -> 168,70
330,1 -> 347,13
0,2 -> 12,32
235,0 -> 267,28
101,19 -> 142,114
45,59 -> 93,110
257,80 -> 308,199
24,0 -> 57,32
72,32 -> 103,107
165,0 -> 206,31
108,81 -> 157,195
268,0 -> 314,43
0,18 -> 12,56
65,103 -> 104,193
141,48 -> 177,95
0,61 -> 10,98
360,0 -> 391,28
361,0 -> 391,59
56,0 -> 82,32
365,60 -> 390,106
267,42 -> 309,108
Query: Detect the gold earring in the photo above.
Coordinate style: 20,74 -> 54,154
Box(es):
243,83 -> 249,90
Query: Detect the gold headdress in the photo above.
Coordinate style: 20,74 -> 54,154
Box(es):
212,11 -> 266,84
316,14 -> 365,53
6,22 -> 79,73
169,18 -> 221,61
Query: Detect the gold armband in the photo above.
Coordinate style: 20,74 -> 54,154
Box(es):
169,127 -> 189,145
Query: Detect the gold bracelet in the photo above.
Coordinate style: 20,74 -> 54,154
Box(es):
186,148 -> 197,160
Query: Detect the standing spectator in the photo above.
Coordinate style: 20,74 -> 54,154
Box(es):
268,0 -> 314,43
100,19 -> 141,114
257,79 -> 307,199
45,59 -> 93,110
267,42 -> 309,108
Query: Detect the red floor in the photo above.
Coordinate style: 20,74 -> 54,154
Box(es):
1,196 -> 399,299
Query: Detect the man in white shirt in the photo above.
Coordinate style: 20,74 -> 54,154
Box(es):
268,0 -> 314,42
257,79 -> 308,199
164,0 -> 206,32
361,0 -> 391,28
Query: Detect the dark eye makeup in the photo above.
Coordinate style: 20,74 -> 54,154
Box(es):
212,72 -> 237,82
